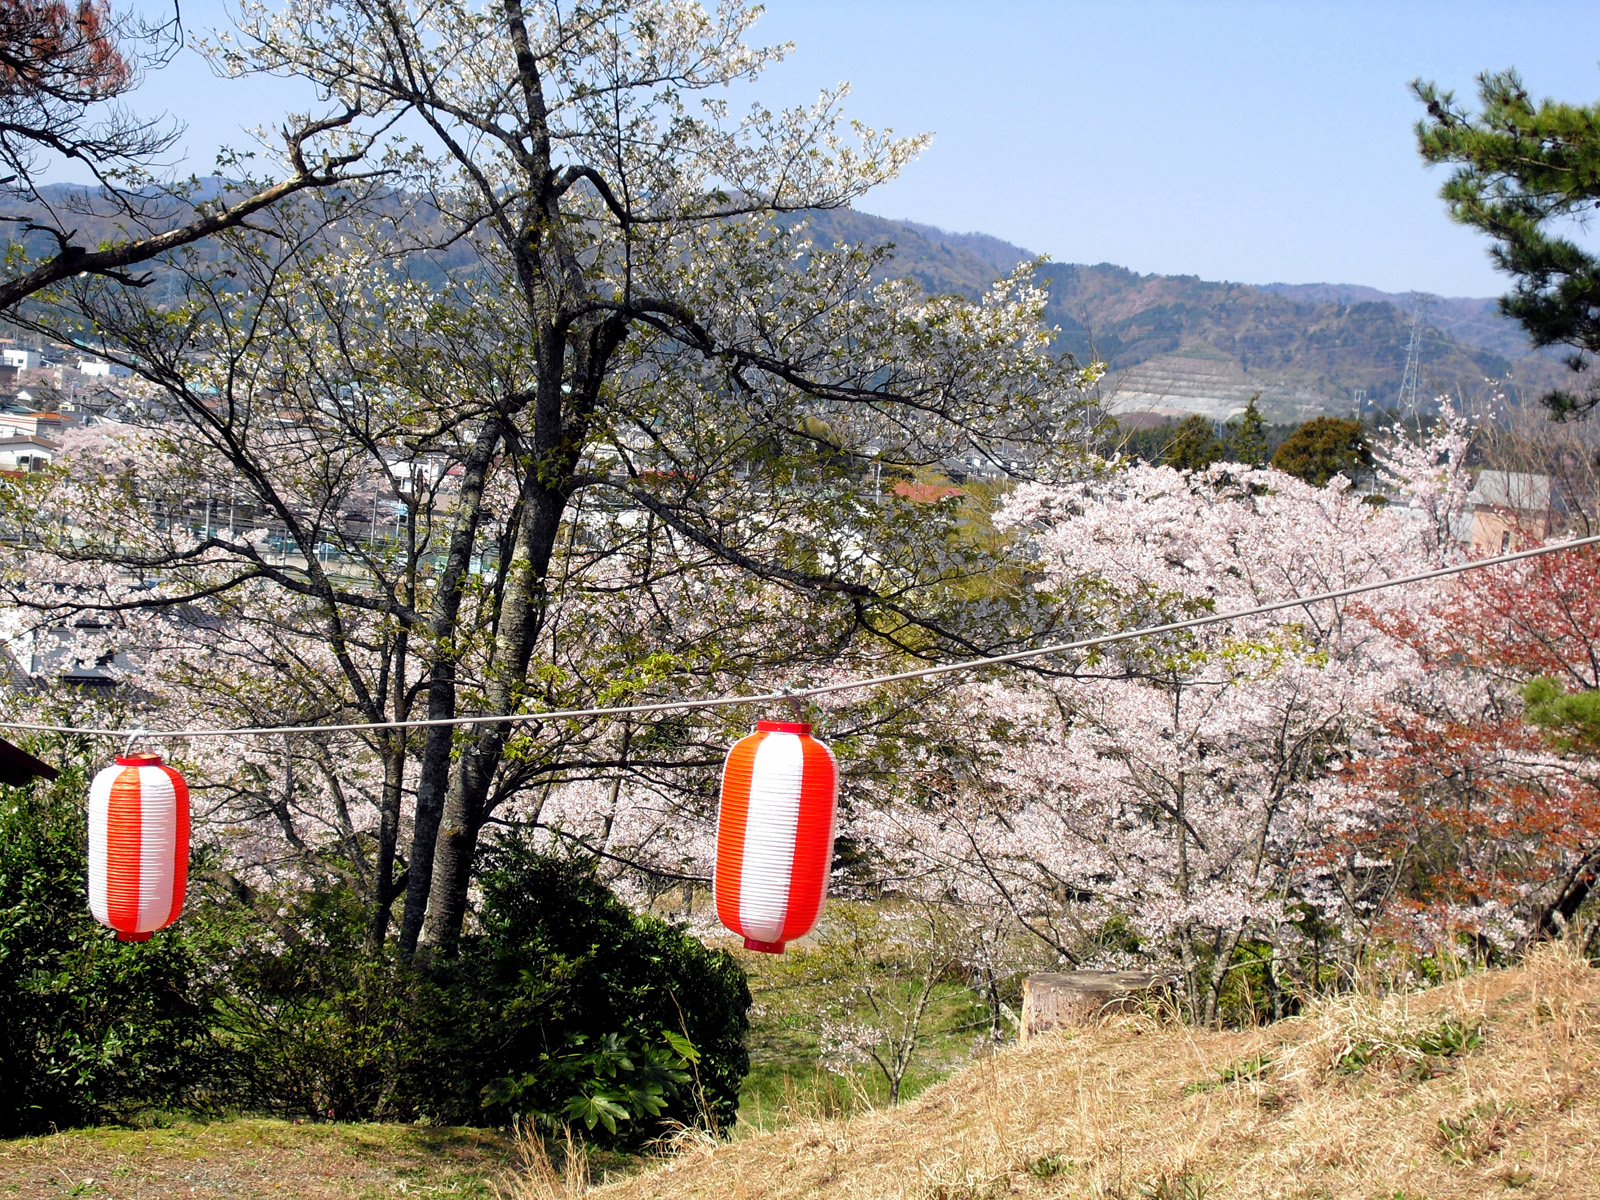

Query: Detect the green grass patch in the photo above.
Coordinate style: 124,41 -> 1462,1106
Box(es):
0,1118 -> 513,1199
733,937 -> 993,1129
1337,1016 -> 1484,1078
1181,1053 -> 1273,1096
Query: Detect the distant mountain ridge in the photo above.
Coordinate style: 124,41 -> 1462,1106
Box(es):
800,209 -> 1563,422
1257,282 -> 1532,363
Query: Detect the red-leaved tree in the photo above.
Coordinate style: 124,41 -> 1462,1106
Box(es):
1331,543 -> 1600,956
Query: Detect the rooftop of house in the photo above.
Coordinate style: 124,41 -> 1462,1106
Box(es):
0,737 -> 59,785
1467,469 -> 1551,512
891,480 -> 965,504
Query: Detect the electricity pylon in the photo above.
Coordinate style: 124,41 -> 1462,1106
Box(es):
1399,293 -> 1434,421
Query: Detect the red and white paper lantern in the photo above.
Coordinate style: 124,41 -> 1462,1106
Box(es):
88,753 -> 189,942
714,720 -> 838,954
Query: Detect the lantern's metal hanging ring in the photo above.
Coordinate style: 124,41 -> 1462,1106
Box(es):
123,728 -> 149,758
778,682 -> 805,724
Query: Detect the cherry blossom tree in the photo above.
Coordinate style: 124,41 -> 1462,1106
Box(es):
831,412 -> 1479,1023
0,0 -> 1094,960
811,902 -> 973,1105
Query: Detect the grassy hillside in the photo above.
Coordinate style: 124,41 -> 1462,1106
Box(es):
606,947 -> 1600,1200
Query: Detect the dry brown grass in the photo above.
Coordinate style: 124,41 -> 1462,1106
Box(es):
601,945 -> 1600,1200
0,1118 -> 509,1199
493,1123 -> 590,1200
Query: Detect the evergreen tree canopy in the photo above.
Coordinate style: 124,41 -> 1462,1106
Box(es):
1226,396 -> 1268,466
1160,415 -> 1224,472
1270,417 -> 1372,488
1523,676 -> 1600,755
1414,70 -> 1600,419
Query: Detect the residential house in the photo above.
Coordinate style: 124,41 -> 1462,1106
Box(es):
1461,470 -> 1552,555
5,617 -> 128,688
0,410 -> 73,439
0,433 -> 60,472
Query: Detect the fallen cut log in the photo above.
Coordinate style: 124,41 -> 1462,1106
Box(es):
1019,970 -> 1173,1043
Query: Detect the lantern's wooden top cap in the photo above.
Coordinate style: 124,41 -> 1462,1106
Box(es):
115,753 -> 166,766
756,720 -> 811,735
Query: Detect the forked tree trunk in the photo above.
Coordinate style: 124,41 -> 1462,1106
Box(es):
417,472 -> 574,954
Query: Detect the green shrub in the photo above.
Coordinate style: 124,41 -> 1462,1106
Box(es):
215,887 -> 427,1122
440,837 -> 751,1139
221,839 -> 751,1144
0,755 -> 749,1144
0,771 -> 217,1135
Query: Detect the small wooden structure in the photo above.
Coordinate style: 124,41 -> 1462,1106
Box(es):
0,736 -> 59,786
1019,970 -> 1173,1044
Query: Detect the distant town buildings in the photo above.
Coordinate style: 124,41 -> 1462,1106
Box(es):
0,338 -> 149,457
0,409 -> 71,439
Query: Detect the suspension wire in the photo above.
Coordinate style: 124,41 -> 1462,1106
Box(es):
4,532 -> 1597,742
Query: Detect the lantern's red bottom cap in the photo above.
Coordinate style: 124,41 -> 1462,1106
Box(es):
744,938 -> 786,954
116,931 -> 152,942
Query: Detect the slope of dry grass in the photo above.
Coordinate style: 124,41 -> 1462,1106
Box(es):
603,946 -> 1600,1200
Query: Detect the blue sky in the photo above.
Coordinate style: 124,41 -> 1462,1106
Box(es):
77,0 -> 1600,296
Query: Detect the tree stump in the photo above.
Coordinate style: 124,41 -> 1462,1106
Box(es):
1019,970 -> 1173,1044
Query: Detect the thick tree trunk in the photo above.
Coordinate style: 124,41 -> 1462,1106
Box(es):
1525,847 -> 1600,948
412,264 -> 617,954
418,480 -> 570,955
1202,928 -> 1244,1027
397,418 -> 504,956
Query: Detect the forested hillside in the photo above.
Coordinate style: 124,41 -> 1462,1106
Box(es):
799,208 -> 1566,422
1259,282 -> 1531,359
